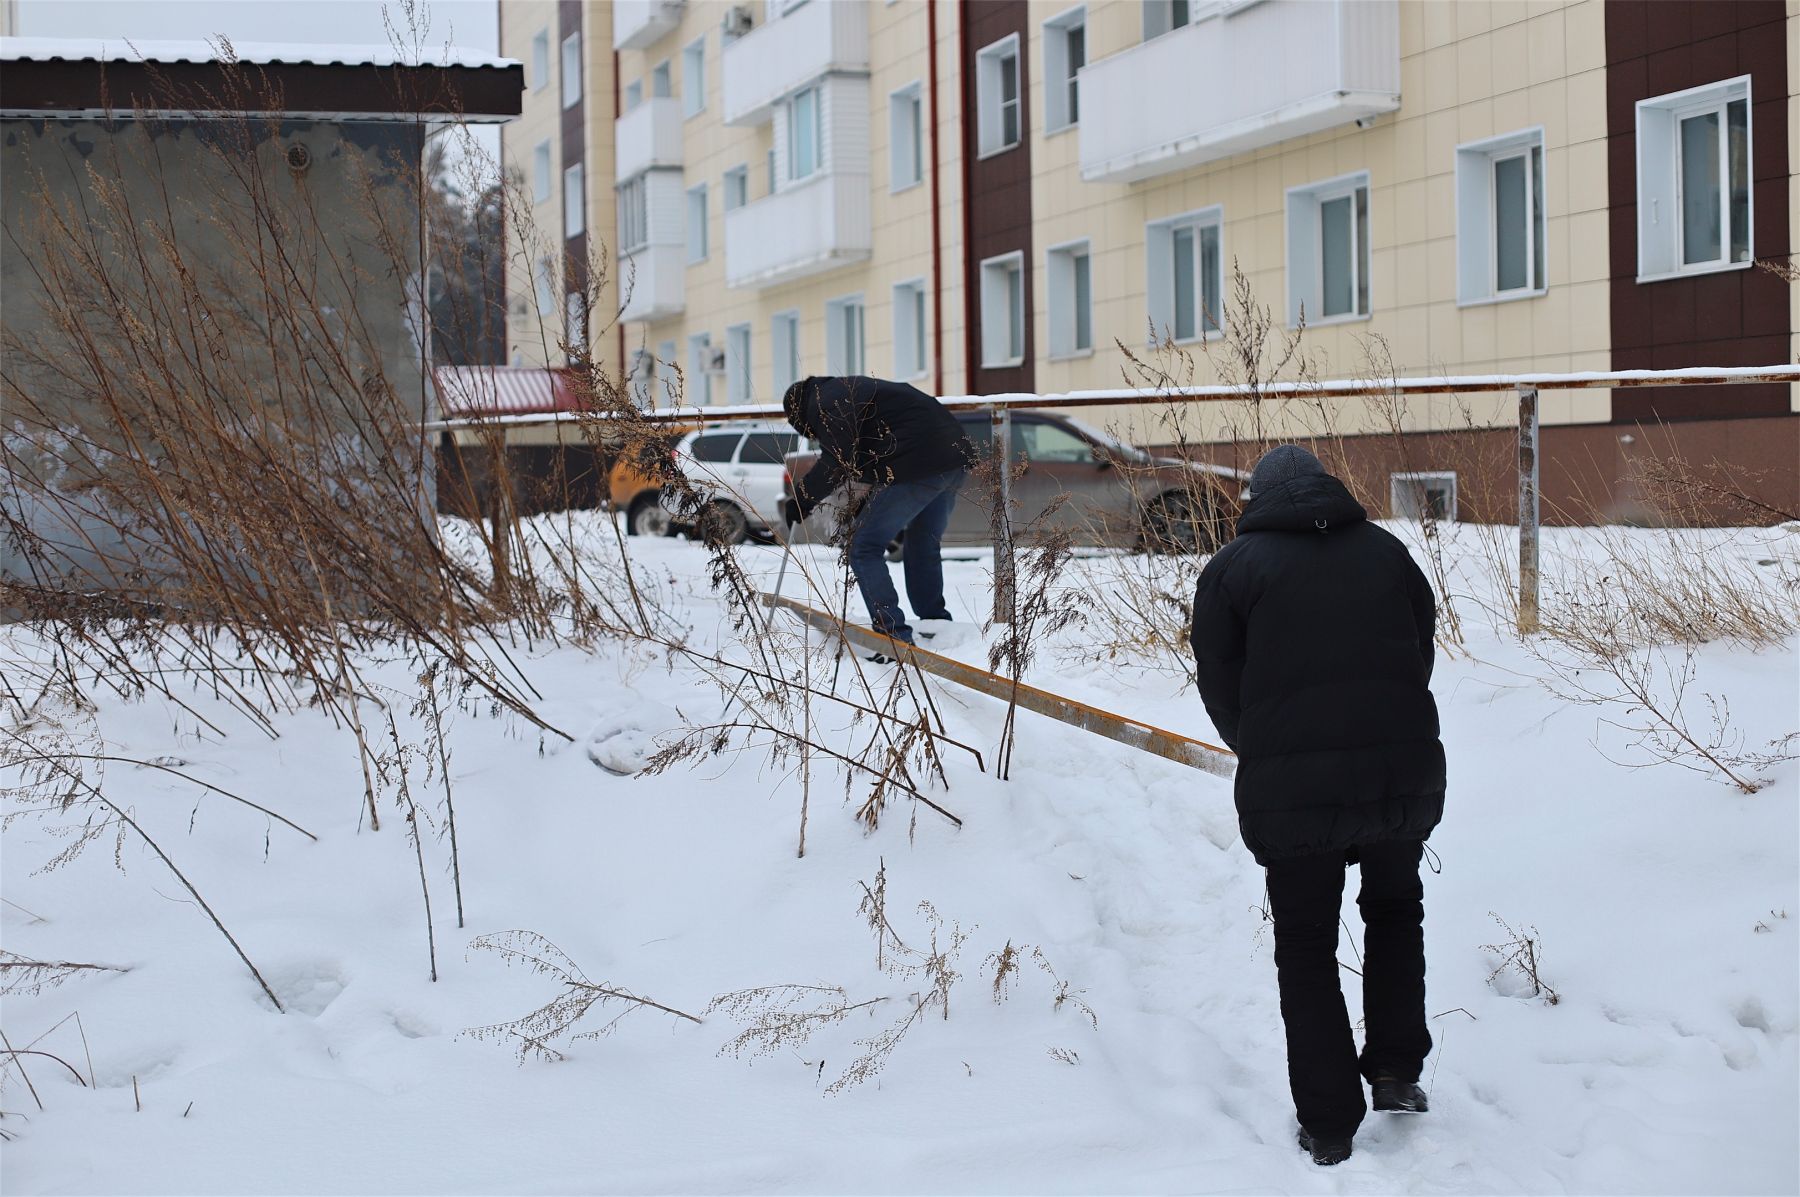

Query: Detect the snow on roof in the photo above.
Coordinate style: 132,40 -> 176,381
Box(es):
0,36 -> 516,71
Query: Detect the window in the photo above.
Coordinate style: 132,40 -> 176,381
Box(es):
976,35 -> 1021,158
618,176 -> 648,253
979,252 -> 1025,367
532,140 -> 552,203
1390,472 -> 1458,522
825,296 -> 865,375
687,184 -> 709,262
534,255 -> 555,317
689,432 -> 739,462
787,86 -> 822,182
740,432 -> 799,466
530,29 -> 549,91
652,60 -> 672,98
726,323 -> 753,404
1456,129 -> 1546,304
624,80 -> 643,111
771,311 -> 801,396
687,333 -> 715,405
655,339 -> 678,406
565,292 -> 586,360
1044,8 -> 1085,133
893,279 -> 927,378
682,36 -> 706,118
889,83 -> 924,191
1143,0 -> 1191,39
1286,173 -> 1369,324
1047,240 -> 1093,357
1148,210 -> 1222,341
1636,76 -> 1751,280
724,165 -> 748,211
563,164 -> 585,238
561,32 -> 582,108
1016,420 -> 1096,463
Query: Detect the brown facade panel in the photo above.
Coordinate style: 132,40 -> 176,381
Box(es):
1605,0 -> 1792,424
961,0 -> 1033,395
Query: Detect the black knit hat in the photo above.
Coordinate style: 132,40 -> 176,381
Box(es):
1246,444 -> 1326,499
782,379 -> 809,429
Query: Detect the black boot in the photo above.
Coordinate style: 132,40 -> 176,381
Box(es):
1297,1127 -> 1353,1166
1371,1076 -> 1429,1113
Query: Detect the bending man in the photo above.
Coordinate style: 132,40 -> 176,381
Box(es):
783,376 -> 974,646
1188,444 -> 1445,1167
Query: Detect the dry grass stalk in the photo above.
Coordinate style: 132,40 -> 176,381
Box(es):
1481,914 -> 1560,1006
0,953 -> 130,997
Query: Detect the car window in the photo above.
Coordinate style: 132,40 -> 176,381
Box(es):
1017,421 -> 1095,463
739,432 -> 798,465
958,416 -> 993,455
689,433 -> 741,463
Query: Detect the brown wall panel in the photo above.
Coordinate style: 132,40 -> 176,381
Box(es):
961,0 -> 1033,395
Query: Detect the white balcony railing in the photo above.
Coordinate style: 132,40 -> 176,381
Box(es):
1079,0 -> 1401,184
612,0 -> 685,52
618,243 -> 685,323
721,0 -> 868,127
724,171 -> 871,289
615,97 -> 683,181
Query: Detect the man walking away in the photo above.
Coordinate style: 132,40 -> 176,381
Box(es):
783,376 -> 974,648
1188,444 -> 1445,1167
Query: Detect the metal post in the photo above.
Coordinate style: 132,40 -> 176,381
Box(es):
991,406 -> 1014,624
1516,383 -> 1540,635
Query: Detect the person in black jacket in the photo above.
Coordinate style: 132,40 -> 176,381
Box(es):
782,376 -> 974,645
1188,444 -> 1445,1167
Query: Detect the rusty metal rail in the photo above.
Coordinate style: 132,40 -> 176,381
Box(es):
759,591 -> 1236,780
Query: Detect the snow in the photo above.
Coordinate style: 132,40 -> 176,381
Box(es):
0,36 -> 516,71
2,522 -> 1796,1195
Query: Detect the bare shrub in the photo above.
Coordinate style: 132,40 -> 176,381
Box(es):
1480,914 -> 1560,1006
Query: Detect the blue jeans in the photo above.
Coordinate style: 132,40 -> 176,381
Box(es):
848,468 -> 966,643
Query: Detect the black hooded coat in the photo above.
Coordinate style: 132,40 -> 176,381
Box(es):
786,376 -> 974,516
1189,473 -> 1445,864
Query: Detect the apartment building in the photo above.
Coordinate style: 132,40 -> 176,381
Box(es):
500,0 -> 1796,520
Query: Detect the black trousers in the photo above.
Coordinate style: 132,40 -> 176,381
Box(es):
1264,838 -> 1431,1138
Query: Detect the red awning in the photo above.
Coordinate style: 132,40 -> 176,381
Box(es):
434,366 -> 582,418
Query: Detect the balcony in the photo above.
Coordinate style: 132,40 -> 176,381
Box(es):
1079,0 -> 1400,184
618,243 -> 685,323
615,97 -> 683,180
721,0 -> 867,127
612,0 -> 685,52
724,171 -> 871,289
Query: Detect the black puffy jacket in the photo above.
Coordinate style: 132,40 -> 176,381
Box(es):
1189,473 -> 1445,864
788,376 -> 975,516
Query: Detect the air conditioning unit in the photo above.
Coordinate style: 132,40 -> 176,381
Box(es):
627,347 -> 655,380
705,347 -> 728,374
722,6 -> 753,37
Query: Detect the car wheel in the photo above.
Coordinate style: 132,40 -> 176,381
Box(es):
695,501 -> 750,546
628,495 -> 672,537
1140,490 -> 1223,555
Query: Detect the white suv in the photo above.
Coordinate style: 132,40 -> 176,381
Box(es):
661,423 -> 812,544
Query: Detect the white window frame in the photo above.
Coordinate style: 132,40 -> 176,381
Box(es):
1285,171 -> 1371,327
1046,239 -> 1094,359
1390,471 -> 1458,523
652,60 -> 672,99
563,163 -> 585,239
682,36 -> 707,119
787,85 -> 823,183
825,295 -> 866,376
723,165 -> 749,212
618,175 -> 648,254
1146,208 -> 1224,343
771,310 -> 801,396
892,279 -> 928,379
726,323 -> 754,404
889,82 -> 924,193
1635,75 -> 1753,283
686,183 -> 709,263
530,29 -> 549,92
1043,6 -> 1086,135
687,332 -> 715,405
534,255 -> 555,317
532,140 -> 552,204
975,34 -> 1022,159
1455,128 -> 1546,306
978,251 -> 1026,368
560,31 -> 582,108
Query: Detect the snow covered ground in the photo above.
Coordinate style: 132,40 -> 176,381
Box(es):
2,521 -> 1796,1195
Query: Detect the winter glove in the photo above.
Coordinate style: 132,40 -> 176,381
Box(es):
781,498 -> 803,529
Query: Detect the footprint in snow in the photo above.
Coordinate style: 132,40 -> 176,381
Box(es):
586,700 -> 680,776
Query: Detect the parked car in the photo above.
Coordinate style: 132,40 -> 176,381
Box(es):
656,422 -> 816,544
607,423 -> 696,537
782,410 -> 1245,553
